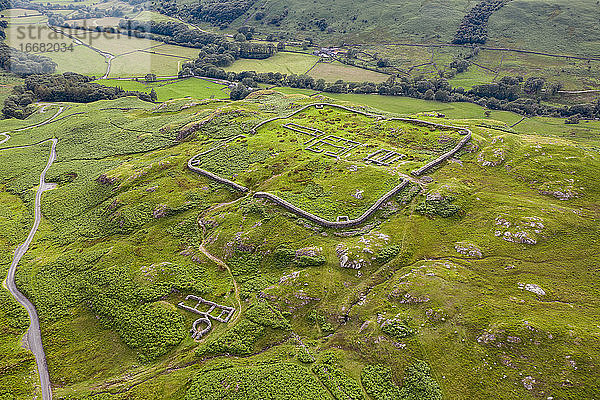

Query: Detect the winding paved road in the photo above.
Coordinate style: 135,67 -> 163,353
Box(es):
1,106 -> 65,400
47,24 -> 115,78
0,106 -> 64,148
3,139 -> 56,400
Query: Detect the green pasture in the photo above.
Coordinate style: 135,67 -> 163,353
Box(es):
225,51 -> 320,75
94,78 -> 229,101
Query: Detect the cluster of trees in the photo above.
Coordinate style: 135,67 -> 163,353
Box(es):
118,19 -> 229,48
155,0 -> 256,27
117,20 -> 277,60
298,18 -> 330,33
3,72 -> 152,119
415,194 -> 460,217
0,43 -> 57,76
452,0 -> 508,45
186,0 -> 256,25
191,64 -> 600,120
0,18 -> 56,77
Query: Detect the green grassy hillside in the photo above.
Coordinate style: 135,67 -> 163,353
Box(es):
0,90 -> 599,399
183,0 -> 600,54
488,0 -> 600,54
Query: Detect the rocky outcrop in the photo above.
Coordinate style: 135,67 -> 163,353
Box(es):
96,174 -> 117,185
336,243 -> 365,269
494,215 -> 543,245
454,242 -> 483,258
519,283 -> 546,296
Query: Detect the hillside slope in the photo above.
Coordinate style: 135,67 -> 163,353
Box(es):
177,0 -> 600,54
1,92 -> 599,399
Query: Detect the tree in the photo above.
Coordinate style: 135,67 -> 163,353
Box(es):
314,79 -> 325,91
524,77 -> 545,96
377,58 -> 391,68
149,88 -> 157,102
424,89 -> 435,100
434,90 -> 450,102
546,82 -> 563,96
450,58 -> 470,73
234,33 -> 247,42
230,83 -> 250,100
145,73 -> 157,82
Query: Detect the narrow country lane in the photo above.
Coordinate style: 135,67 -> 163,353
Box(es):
3,138 -> 57,400
1,105 -> 65,400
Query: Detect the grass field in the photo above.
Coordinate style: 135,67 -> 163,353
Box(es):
95,78 -> 229,101
3,11 -> 202,78
0,91 -> 599,399
488,0 -> 600,54
225,51 -> 320,75
308,61 -> 390,83
1,1 -> 599,398
198,104 -> 464,219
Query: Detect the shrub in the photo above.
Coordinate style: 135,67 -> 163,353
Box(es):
297,346 -> 314,363
197,319 -> 265,356
312,352 -> 365,400
361,365 -> 402,400
307,310 -> 334,334
245,301 -> 291,330
186,363 -> 330,399
381,319 -> 415,340
273,247 -> 295,268
399,361 -> 442,400
375,245 -> 401,263
415,196 -> 460,217
362,362 -> 441,400
294,255 -> 326,268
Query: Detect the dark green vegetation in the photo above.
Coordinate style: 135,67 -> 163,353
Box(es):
157,0 -> 256,26
0,75 -> 599,400
452,0 -> 510,45
164,0 -> 600,55
3,73 -> 152,119
93,77 -> 229,102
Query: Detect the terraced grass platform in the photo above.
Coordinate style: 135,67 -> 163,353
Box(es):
189,103 -> 471,227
